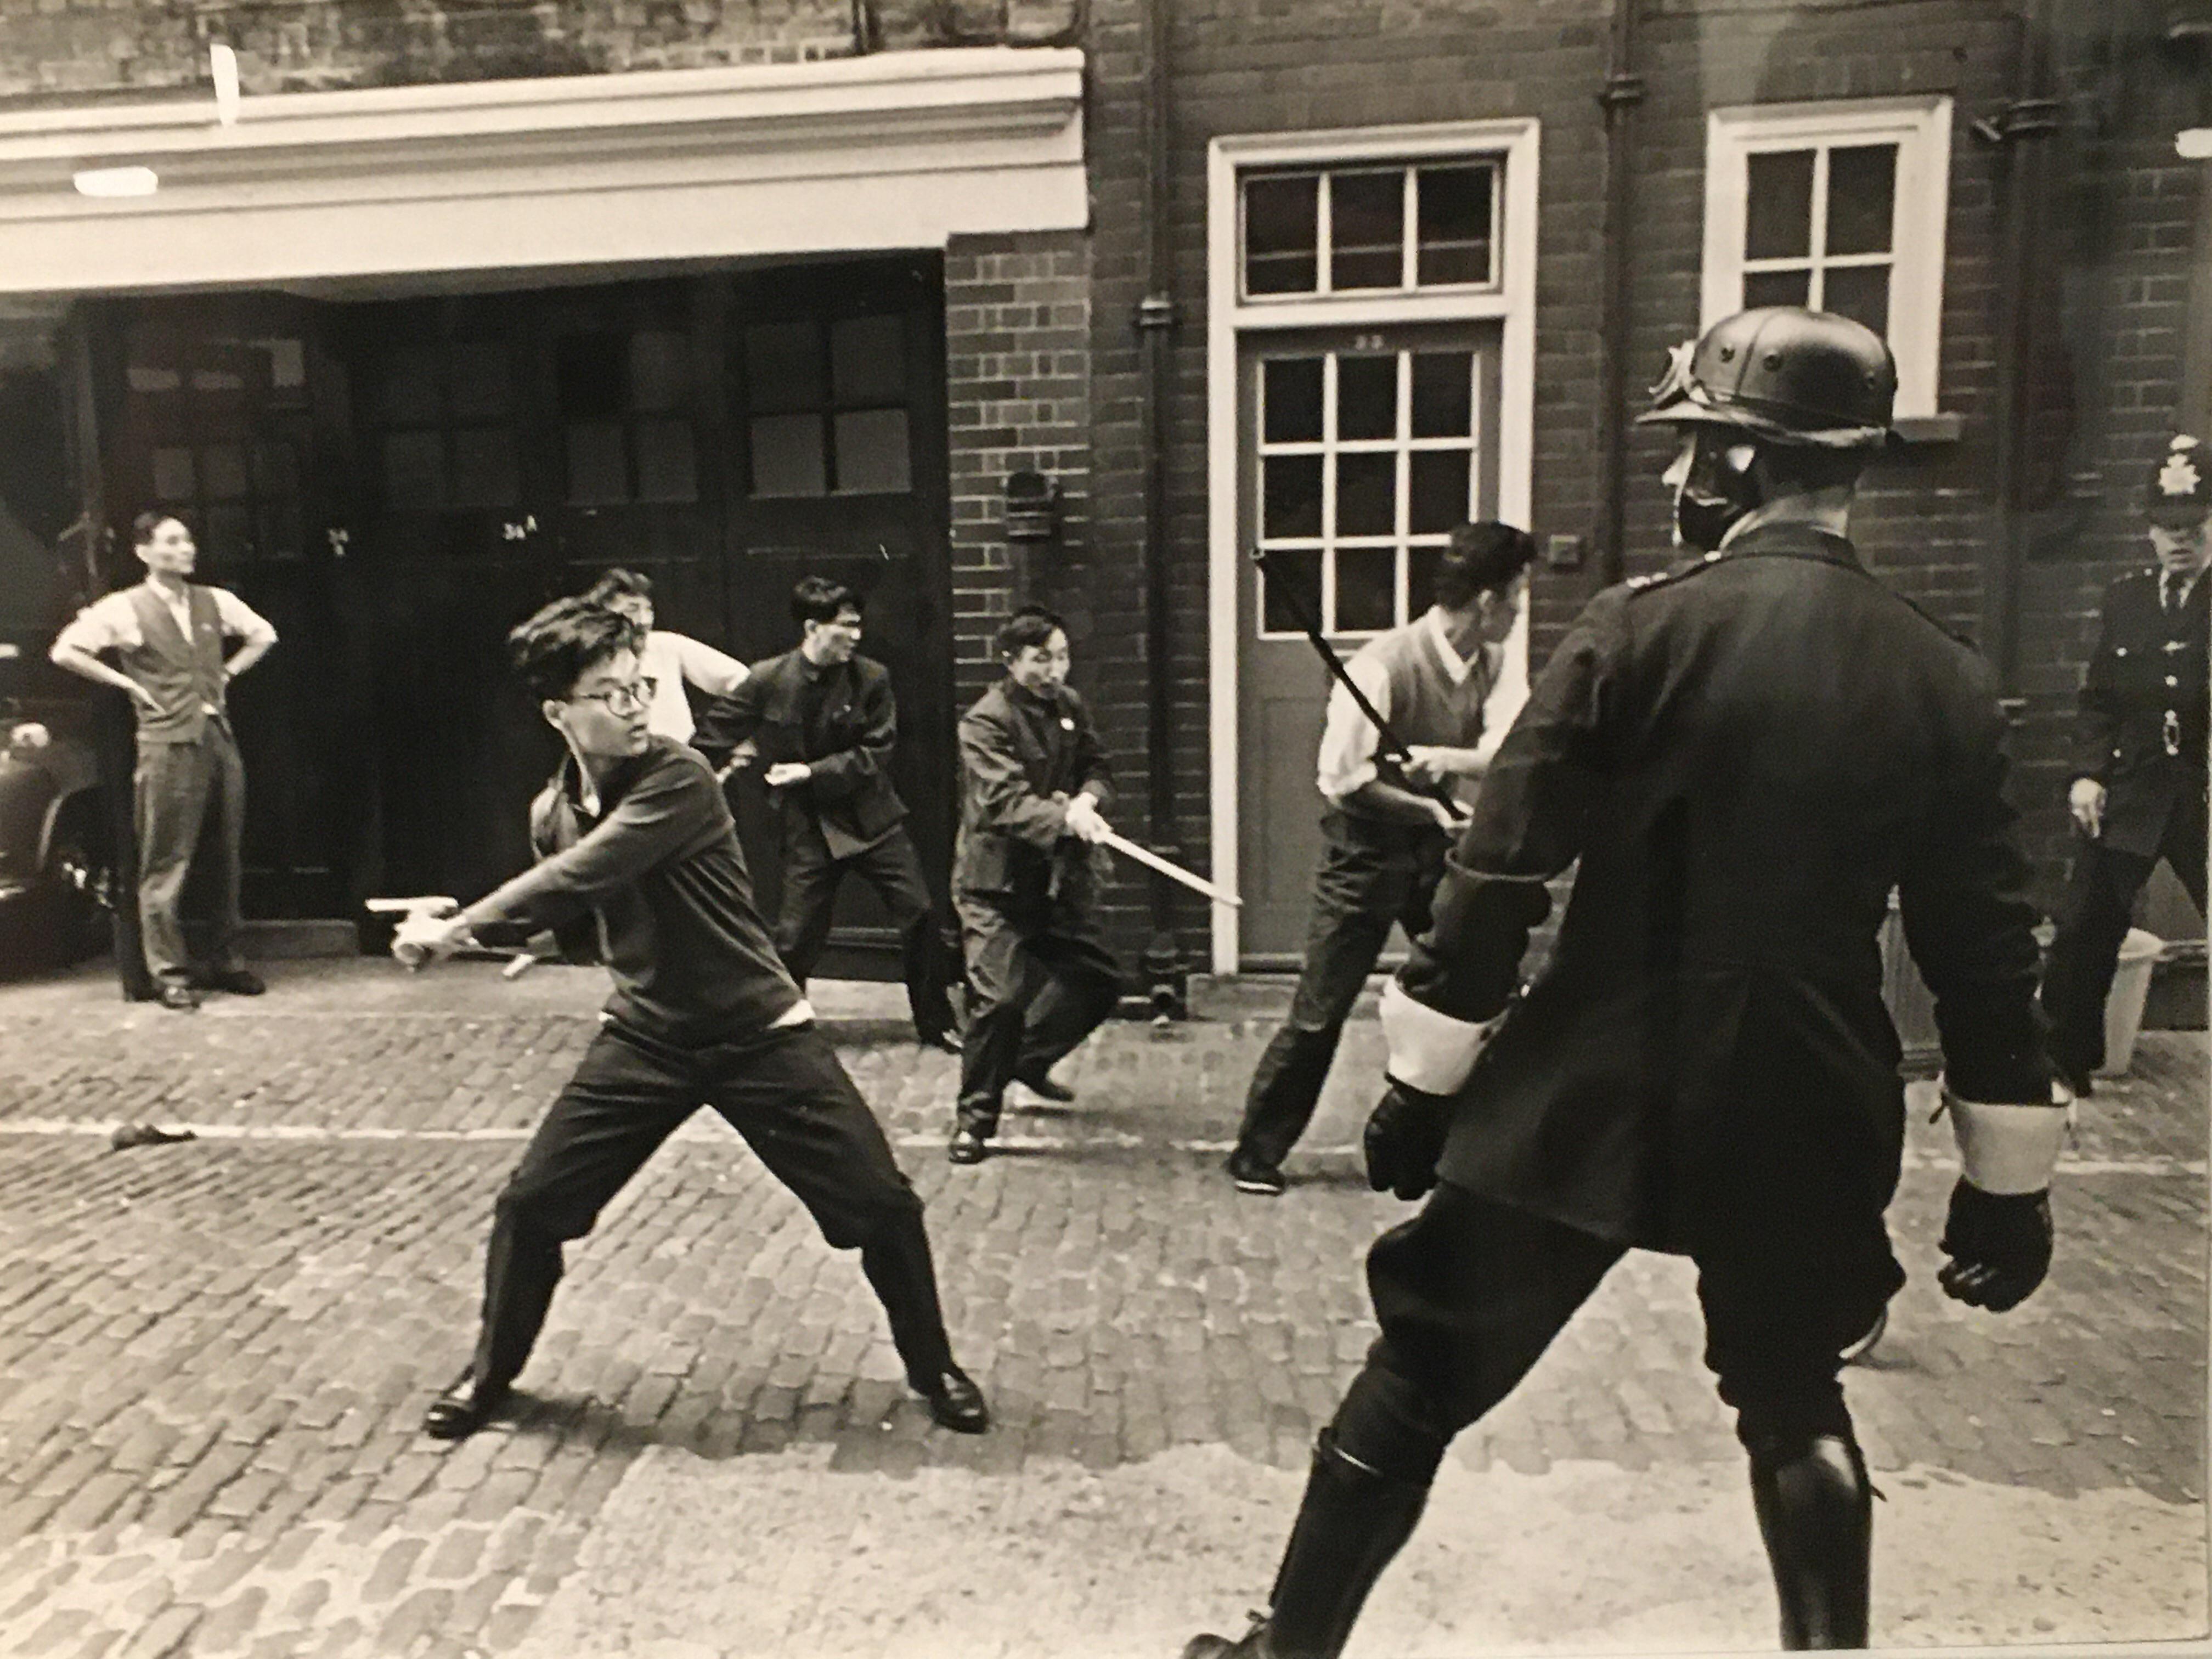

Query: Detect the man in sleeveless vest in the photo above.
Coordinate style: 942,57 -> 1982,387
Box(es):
2039,433 -> 2211,1095
1224,522 -> 1534,1197
51,512 -> 277,1011
1183,309 -> 2065,1657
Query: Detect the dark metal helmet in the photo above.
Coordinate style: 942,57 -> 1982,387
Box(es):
1637,306 -> 1897,452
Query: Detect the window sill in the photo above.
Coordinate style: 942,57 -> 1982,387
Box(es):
1892,413 -> 1963,444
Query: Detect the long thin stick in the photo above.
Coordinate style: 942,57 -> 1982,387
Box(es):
1098,828 -> 1242,907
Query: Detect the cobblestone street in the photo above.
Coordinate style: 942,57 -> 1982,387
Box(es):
0,959 -> 2203,1657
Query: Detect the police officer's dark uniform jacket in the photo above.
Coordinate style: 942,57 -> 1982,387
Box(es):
1402,523 -> 2049,1307
2068,566 -> 2209,863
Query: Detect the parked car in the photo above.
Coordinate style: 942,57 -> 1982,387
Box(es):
0,642 -> 115,973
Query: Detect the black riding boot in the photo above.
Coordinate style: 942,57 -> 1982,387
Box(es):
1181,1430 -> 1431,1659
1749,1434 -> 1872,1649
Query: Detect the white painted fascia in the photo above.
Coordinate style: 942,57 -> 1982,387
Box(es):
0,47 -> 1086,291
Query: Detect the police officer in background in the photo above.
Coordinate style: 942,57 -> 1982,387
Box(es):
1183,308 -> 2066,1658
2039,433 -> 2211,1096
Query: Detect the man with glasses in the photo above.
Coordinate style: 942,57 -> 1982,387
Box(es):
696,577 -> 960,1053
2040,432 -> 2211,1095
394,596 -> 988,1442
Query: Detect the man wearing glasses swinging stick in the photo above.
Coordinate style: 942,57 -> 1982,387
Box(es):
395,596 -> 988,1442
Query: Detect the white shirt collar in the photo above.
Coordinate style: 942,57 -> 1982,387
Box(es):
1420,607 -> 1480,686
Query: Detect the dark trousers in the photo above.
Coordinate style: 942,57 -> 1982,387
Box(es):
1237,812 -> 1450,1167
775,821 -> 957,1040
2040,787 -> 2208,1076
1331,1183 -> 1884,1485
952,889 -> 1122,1136
133,723 -> 247,989
470,1019 -> 955,1393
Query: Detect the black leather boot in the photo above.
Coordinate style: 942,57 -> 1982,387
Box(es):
1181,1430 -> 1431,1659
1749,1434 -> 1872,1649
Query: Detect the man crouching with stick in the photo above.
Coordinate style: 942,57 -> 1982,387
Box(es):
396,595 -> 988,1441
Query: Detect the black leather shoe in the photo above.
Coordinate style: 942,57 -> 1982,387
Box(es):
1227,1151 -> 1286,1197
204,968 -> 267,996
157,983 -> 201,1012
1013,1067 -> 1076,1103
917,1029 -> 963,1056
422,1371 -> 511,1441
1180,1614 -> 1271,1658
912,1364 -> 990,1434
947,1128 -> 990,1165
2051,1054 -> 2095,1099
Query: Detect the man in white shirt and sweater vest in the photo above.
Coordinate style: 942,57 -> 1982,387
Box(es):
1226,523 -> 1534,1195
51,512 -> 277,1011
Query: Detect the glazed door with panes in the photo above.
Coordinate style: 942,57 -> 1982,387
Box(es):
99,296 -> 351,918
719,261 -> 955,974
1235,325 -> 1501,962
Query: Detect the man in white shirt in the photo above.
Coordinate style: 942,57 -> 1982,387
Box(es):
50,512 -> 277,1009
1226,523 -> 1533,1195
583,569 -> 747,748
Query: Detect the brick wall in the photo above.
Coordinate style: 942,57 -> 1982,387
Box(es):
0,0 -> 1082,100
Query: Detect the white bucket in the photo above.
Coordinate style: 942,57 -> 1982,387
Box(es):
2098,927 -> 2165,1079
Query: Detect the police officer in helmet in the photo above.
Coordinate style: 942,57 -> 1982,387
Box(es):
1181,308 -> 2066,1657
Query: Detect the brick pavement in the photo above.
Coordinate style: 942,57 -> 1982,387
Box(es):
0,960 -> 2202,1656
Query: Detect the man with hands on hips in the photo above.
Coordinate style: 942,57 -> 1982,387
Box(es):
1184,308 -> 2067,1659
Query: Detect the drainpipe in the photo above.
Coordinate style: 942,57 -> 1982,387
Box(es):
1135,0 -> 1186,1019
1592,0 -> 1646,587
1987,0 -> 2063,699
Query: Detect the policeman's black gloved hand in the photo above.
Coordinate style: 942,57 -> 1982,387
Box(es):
1936,1178 -> 2053,1312
1364,1082 -> 1451,1201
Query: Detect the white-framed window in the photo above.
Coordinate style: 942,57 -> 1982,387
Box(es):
1239,160 -> 1501,301
1702,97 -> 1952,419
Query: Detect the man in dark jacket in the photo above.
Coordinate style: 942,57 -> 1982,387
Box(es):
947,604 -> 1121,1165
393,596 -> 987,1442
2039,433 -> 2210,1094
1184,308 -> 2066,1657
698,577 -> 959,1052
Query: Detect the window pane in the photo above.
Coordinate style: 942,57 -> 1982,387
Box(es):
152,446 -> 195,503
1825,144 -> 1897,257
629,332 -> 690,414
1263,453 -> 1323,538
1260,548 -> 1322,635
451,428 -> 519,508
635,419 -> 698,503
745,322 -> 826,413
128,364 -> 181,395
1745,149 -> 1815,260
1409,449 -> 1473,534
833,409 -> 912,494
566,420 -> 629,505
1331,170 -> 1405,290
379,348 -> 441,426
1263,357 -> 1324,443
1417,164 -> 1493,286
831,315 -> 906,407
204,503 -> 251,560
381,432 -> 445,509
1410,352 -> 1475,438
1336,355 -> 1397,442
449,342 -> 511,422
1743,268 -> 1812,310
1334,452 -> 1396,537
1245,174 -> 1319,295
1334,547 -> 1397,632
1821,264 -> 1892,336
252,441 -> 300,502
256,496 -> 303,559
557,336 -> 625,420
200,444 -> 248,500
751,413 -> 827,497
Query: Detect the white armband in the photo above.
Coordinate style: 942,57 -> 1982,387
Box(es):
1942,1076 -> 2073,1195
1379,978 -> 1496,1097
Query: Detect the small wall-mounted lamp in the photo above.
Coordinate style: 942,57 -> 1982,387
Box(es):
1005,469 -> 1059,544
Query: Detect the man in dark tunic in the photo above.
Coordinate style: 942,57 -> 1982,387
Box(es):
699,576 -> 960,1053
2039,433 -> 2210,1093
395,596 -> 987,1442
946,604 -> 1121,1165
1184,308 -> 2066,1656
